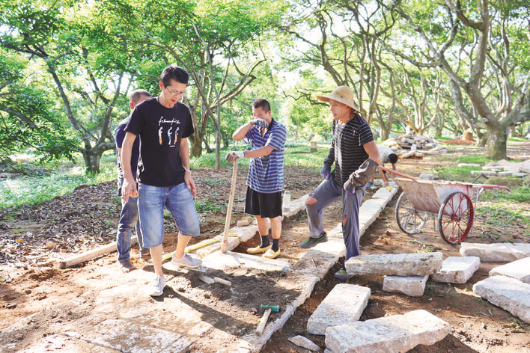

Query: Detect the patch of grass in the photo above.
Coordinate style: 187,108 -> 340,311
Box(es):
0,163 -> 116,210
437,154 -> 492,165
476,297 -> 488,307
195,200 -> 224,213
477,205 -> 530,228
508,137 -> 528,142
479,185 -> 530,203
202,178 -> 226,186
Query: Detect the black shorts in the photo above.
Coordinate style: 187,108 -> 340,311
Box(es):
244,187 -> 282,218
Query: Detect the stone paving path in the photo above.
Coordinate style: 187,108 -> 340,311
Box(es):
1,187 -> 398,353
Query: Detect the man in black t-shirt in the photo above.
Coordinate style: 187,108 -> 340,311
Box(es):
121,65 -> 201,296
298,86 -> 381,280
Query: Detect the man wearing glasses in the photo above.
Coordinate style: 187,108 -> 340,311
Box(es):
121,65 -> 201,296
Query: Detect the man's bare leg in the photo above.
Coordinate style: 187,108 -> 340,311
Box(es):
150,244 -> 164,277
174,233 -> 191,259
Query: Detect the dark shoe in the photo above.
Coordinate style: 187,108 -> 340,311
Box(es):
299,232 -> 328,248
120,261 -> 137,273
334,267 -> 353,280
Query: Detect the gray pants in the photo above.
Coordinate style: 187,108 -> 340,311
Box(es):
306,177 -> 365,260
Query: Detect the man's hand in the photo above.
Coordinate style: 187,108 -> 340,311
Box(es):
343,180 -> 355,194
184,172 -> 196,196
226,151 -> 244,163
121,176 -> 137,202
320,163 -> 331,180
250,119 -> 269,128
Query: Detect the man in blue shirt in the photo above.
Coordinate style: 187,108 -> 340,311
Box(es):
115,89 -> 151,273
226,99 -> 287,259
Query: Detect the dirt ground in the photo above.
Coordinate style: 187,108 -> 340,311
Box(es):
1,143 -> 530,352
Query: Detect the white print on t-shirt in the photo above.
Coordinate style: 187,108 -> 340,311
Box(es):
157,116 -> 181,146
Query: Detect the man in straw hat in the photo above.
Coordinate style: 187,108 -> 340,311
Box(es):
299,86 -> 381,280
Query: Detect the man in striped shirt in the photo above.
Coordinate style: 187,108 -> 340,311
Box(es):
226,99 -> 287,259
299,86 -> 381,280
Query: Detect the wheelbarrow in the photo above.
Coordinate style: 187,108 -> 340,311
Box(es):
378,166 -> 511,244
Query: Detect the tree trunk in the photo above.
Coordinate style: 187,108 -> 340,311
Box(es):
82,151 -> 102,172
190,133 -> 203,157
485,127 -> 508,160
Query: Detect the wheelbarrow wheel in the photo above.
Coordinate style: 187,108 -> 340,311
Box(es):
395,192 -> 429,235
437,191 -> 474,244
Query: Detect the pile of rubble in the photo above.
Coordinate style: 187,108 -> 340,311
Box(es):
383,133 -> 441,151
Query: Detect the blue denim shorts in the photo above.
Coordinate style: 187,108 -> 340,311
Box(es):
138,183 -> 200,248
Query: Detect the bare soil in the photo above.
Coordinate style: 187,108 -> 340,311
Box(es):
1,143 -> 530,352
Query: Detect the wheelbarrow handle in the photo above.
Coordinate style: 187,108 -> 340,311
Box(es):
378,165 -> 419,181
472,184 -> 511,192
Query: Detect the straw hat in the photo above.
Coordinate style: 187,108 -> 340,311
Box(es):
316,86 -> 360,113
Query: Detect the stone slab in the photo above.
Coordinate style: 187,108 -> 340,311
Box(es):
345,252 -> 443,276
513,172 -> 527,177
471,170 -> 496,176
419,174 -> 435,180
431,256 -> 480,284
325,310 -> 451,353
307,284 -> 370,335
290,247 -> 339,279
67,318 -> 192,353
497,171 -> 513,176
460,242 -> 530,262
458,163 -> 480,167
200,250 -> 291,271
382,275 -> 428,296
288,335 -> 320,351
473,276 -> 530,323
489,257 -> 530,284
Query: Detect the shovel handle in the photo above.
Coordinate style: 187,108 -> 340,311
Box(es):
221,159 -> 238,253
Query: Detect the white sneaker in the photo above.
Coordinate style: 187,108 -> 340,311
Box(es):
149,275 -> 165,296
171,253 -> 202,268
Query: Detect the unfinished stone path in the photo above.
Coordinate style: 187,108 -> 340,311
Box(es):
1,187 -> 398,353
473,276 -> 530,324
460,242 -> 530,262
431,256 -> 480,284
489,257 -> 530,284
324,310 -> 451,353
344,252 -> 443,276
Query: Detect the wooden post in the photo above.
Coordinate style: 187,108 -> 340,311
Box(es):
310,141 -> 317,153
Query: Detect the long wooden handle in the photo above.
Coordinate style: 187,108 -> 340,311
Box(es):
221,159 -> 238,253
256,308 -> 272,335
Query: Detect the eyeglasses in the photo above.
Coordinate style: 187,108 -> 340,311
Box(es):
166,88 -> 185,97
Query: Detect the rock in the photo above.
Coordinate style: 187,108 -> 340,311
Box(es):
460,242 -> 530,262
470,170 -> 496,176
237,219 -> 250,227
307,284 -> 370,335
513,172 -> 527,178
419,174 -> 435,180
345,252 -> 443,276
473,276 -> 530,323
45,242 -> 56,250
489,257 -> 530,284
382,275 -> 428,296
288,336 -> 320,351
497,159 -> 511,166
325,310 -> 451,353
519,159 -> 530,173
431,256 -> 480,284
198,275 -> 215,284
497,171 -> 513,176
485,162 -> 500,167
457,163 -> 481,167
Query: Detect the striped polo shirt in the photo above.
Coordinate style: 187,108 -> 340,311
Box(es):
244,118 -> 287,193
324,115 -> 374,186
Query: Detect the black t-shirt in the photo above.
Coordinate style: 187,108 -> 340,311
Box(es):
115,116 -> 140,180
125,98 -> 194,187
324,115 -> 374,185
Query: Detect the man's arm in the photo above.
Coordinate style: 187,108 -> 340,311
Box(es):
243,146 -> 274,158
363,140 -> 382,165
232,122 -> 254,141
180,136 -> 196,196
121,132 -> 137,202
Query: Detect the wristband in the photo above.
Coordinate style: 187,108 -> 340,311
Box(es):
184,167 -> 191,174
